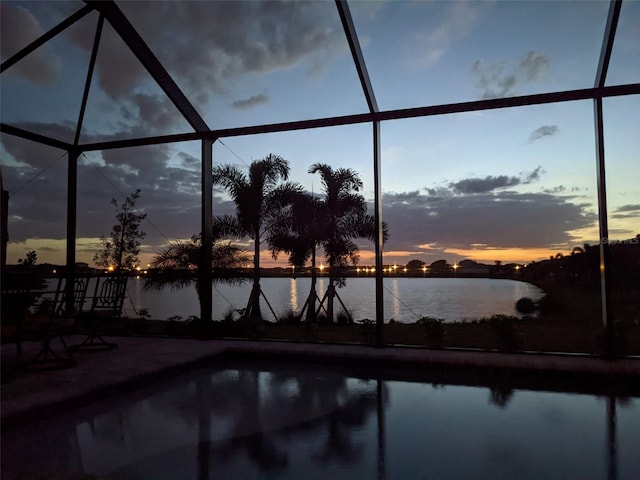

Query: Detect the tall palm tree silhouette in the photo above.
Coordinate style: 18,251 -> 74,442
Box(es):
298,163 -> 388,322
309,164 -> 381,323
270,191 -> 325,321
213,154 -> 299,320
272,164 -> 384,323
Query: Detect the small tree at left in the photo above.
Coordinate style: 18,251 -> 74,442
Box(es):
94,190 -> 147,272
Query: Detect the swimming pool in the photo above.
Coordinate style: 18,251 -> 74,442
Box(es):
2,360 -> 639,479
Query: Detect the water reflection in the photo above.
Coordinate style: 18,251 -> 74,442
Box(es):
125,276 -> 544,322
290,278 -> 298,312
391,279 -> 401,321
608,395 -> 617,480
2,365 -> 638,479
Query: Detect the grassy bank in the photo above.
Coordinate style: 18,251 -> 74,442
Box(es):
74,313 -> 639,357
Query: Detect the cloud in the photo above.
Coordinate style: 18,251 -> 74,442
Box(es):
62,1 -> 344,104
1,122 -> 205,247
0,5 -> 61,84
232,94 -> 269,110
611,204 -> 640,219
524,166 -> 543,182
529,125 -> 559,142
410,1 -> 492,68
472,51 -> 550,99
382,189 -> 596,255
450,175 -> 520,194
613,204 -> 640,213
448,166 -> 543,194
128,93 -> 186,134
543,185 -> 566,194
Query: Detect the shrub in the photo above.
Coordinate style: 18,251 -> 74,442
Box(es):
222,308 -> 236,323
537,293 -> 563,316
515,297 -> 536,314
489,315 -> 521,352
336,309 -> 352,325
279,309 -> 300,324
358,318 -> 375,344
304,320 -> 319,342
417,316 -> 446,348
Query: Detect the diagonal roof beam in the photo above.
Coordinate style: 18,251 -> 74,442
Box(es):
1,5 -> 94,74
87,1 -> 209,133
335,0 -> 378,113
74,14 -> 105,146
595,0 -> 622,88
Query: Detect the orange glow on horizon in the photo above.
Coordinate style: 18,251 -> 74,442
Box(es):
444,247 -> 566,264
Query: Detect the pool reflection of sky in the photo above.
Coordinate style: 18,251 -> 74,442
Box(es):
2,364 -> 638,479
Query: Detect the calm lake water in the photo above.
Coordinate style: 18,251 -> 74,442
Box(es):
3,361 -> 638,479
123,277 -> 544,323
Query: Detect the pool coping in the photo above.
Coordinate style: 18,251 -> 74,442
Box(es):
2,336 -> 639,429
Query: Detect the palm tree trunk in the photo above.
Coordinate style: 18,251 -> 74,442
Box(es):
305,247 -> 317,322
327,269 -> 335,324
248,235 -> 262,320
195,278 -> 213,338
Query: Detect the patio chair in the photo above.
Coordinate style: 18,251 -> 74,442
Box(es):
1,270 -> 48,355
21,275 -> 90,371
71,274 -> 128,351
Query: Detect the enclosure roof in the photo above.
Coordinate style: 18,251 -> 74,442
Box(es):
1,0 -> 639,151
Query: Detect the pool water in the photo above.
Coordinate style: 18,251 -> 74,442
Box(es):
2,361 -> 639,479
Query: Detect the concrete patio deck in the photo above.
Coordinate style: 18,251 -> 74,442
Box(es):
2,335 -> 639,429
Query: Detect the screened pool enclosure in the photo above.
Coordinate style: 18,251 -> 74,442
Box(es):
1,1 -> 639,355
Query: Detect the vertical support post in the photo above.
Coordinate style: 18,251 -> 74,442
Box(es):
1,173 -> 8,269
66,150 -> 78,274
373,121 -> 384,347
200,139 -> 213,326
66,149 -> 78,312
593,97 -> 614,358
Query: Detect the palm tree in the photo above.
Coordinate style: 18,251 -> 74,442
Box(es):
270,191 -> 325,321
309,164 -> 369,323
212,154 -> 299,320
272,164 -> 385,323
144,234 -> 248,322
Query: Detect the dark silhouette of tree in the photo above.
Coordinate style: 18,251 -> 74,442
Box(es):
406,259 -> 425,270
270,191 -> 325,321
94,189 -> 146,272
144,234 -> 248,321
271,164 -> 386,323
17,250 -> 37,267
429,259 -> 451,274
212,154 -> 298,320
308,163 -> 381,323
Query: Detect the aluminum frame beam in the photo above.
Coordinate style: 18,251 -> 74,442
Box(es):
24,83 -> 637,152
200,139 -> 214,325
0,5 -> 94,74
592,0 -> 623,357
74,15 -> 104,146
87,1 -> 209,133
335,0 -> 379,113
0,124 -> 72,151
595,0 -> 623,88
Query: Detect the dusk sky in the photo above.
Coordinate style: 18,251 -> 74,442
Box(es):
1,0 -> 638,268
